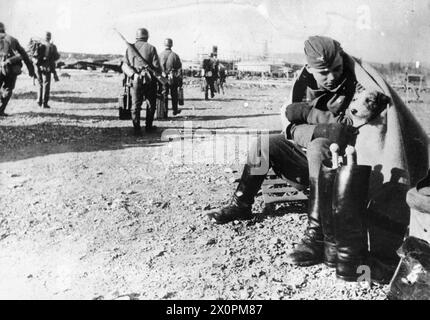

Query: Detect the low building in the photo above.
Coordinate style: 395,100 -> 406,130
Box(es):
235,61 -> 288,77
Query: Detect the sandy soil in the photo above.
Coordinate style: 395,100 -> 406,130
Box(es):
0,70 -> 429,300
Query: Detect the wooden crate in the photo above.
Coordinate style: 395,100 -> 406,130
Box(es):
261,169 -> 308,205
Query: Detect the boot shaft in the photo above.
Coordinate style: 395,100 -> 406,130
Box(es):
333,164 -> 371,241
318,162 -> 338,267
332,164 -> 371,281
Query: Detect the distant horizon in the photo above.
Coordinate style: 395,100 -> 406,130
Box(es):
57,49 -> 429,68
4,0 -> 427,65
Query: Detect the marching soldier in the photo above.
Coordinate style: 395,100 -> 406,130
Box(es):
121,28 -> 161,134
159,38 -> 183,116
0,22 -> 35,117
34,31 -> 60,108
217,63 -> 226,95
201,48 -> 219,100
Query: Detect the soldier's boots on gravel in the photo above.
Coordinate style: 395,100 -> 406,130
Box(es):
332,164 -> 371,281
319,162 -> 338,268
286,176 -> 325,266
207,164 -> 265,224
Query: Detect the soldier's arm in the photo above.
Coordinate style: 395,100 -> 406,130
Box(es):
151,47 -> 161,73
176,54 -> 182,72
13,38 -> 35,77
121,49 -> 136,77
52,45 -> 60,61
159,52 -> 166,73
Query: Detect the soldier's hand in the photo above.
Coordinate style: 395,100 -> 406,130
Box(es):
54,75 -> 60,82
312,123 -> 358,150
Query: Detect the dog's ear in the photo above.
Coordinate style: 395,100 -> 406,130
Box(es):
376,92 -> 391,107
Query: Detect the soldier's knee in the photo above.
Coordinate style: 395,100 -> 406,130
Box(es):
307,138 -> 330,159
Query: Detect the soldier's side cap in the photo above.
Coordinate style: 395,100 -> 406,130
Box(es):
304,36 -> 343,70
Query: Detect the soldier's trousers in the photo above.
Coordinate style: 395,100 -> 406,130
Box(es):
244,134 -> 331,191
131,77 -> 157,129
163,82 -> 179,114
204,77 -> 215,99
0,73 -> 17,114
36,70 -> 52,107
217,78 -> 225,94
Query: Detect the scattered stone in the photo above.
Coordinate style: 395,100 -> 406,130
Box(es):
161,292 -> 177,299
228,177 -> 237,183
161,202 -> 170,209
206,238 -> 217,245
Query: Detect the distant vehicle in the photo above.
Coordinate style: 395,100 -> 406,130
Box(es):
59,59 -> 122,73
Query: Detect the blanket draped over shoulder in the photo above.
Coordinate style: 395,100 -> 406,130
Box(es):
285,55 -> 430,262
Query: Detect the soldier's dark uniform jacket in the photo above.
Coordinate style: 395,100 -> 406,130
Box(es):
0,33 -> 33,75
124,41 -> 161,75
0,32 -> 34,115
159,49 -> 182,77
36,41 -> 60,72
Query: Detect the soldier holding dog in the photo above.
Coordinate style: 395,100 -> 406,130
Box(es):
208,36 -> 402,283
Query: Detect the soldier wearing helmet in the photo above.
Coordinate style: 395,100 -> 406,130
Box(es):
159,38 -> 183,116
201,46 -> 219,100
0,22 -> 35,116
33,31 -> 60,109
121,27 -> 161,134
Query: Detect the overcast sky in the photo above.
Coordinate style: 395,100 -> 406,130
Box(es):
1,0 -> 429,64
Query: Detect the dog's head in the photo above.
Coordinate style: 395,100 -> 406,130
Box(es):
349,90 -> 391,122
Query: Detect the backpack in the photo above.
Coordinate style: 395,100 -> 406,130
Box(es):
0,35 -> 11,59
27,38 -> 46,65
0,35 -> 19,76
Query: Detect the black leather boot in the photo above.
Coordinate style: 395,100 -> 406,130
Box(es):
207,164 -> 266,224
333,164 -> 371,281
286,177 -> 324,266
319,162 -> 337,268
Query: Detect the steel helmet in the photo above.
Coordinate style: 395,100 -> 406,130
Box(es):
136,28 -> 149,40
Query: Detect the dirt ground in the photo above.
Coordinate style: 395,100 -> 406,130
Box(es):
1,70 -> 429,300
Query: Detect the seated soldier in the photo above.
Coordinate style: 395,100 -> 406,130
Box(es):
208,36 -> 359,267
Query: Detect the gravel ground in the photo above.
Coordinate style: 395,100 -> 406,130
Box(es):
0,70 -> 429,300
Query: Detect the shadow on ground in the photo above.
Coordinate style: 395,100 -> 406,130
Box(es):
13,91 -> 117,104
0,123 -> 164,163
